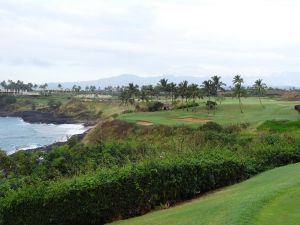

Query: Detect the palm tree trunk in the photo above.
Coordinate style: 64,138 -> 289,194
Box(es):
186,98 -> 189,111
259,96 -> 264,108
239,97 -> 243,113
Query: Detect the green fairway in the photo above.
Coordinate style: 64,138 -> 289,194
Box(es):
109,163 -> 300,225
119,97 -> 300,126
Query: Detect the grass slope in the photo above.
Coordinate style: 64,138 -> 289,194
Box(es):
110,163 -> 300,225
119,97 -> 300,126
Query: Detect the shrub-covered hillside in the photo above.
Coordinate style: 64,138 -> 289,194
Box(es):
1,120 -> 300,225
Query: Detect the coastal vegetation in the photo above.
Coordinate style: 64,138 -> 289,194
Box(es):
0,76 -> 300,225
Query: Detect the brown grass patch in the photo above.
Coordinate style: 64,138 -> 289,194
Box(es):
136,120 -> 154,126
176,117 -> 211,122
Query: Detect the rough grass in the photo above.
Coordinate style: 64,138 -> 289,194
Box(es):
109,163 -> 300,225
119,97 -> 300,126
258,120 -> 300,132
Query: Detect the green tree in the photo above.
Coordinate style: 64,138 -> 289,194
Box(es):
232,75 -> 246,114
201,80 -> 213,101
168,82 -> 177,103
127,83 -> 139,104
119,89 -> 130,106
211,75 -> 226,104
253,79 -> 267,108
188,83 -> 199,104
159,78 -> 169,99
57,84 -> 63,91
178,80 -> 189,110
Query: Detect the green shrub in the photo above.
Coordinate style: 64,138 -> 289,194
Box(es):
47,99 -> 62,109
201,122 -> 223,132
176,102 -> 199,109
206,100 -> 217,109
147,101 -> 164,112
2,145 -> 300,225
122,109 -> 134,114
0,153 -> 250,225
111,113 -> 119,118
295,105 -> 300,114
258,120 -> 300,132
1,121 -> 300,225
0,95 -> 16,107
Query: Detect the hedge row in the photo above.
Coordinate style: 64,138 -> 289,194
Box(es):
1,147 -> 300,225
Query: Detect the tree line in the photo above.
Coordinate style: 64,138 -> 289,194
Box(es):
120,75 -> 267,113
0,80 -> 48,93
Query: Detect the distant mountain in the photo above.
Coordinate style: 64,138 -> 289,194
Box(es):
47,73 -> 300,89
47,74 -> 208,89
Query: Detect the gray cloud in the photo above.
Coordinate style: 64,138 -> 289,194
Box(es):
6,58 -> 54,67
0,0 -> 300,83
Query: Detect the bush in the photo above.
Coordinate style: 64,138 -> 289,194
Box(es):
111,113 -> 119,118
47,99 -> 62,109
206,101 -> 217,109
176,102 -> 199,109
1,141 -> 300,225
201,122 -> 223,132
147,101 -> 164,112
295,105 -> 300,114
0,153 -> 249,225
122,109 -> 134,114
0,95 -> 16,107
258,120 -> 300,132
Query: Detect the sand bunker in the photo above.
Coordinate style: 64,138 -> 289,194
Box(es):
136,120 -> 154,126
176,117 -> 211,122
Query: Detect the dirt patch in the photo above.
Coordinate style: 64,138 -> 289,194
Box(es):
136,120 -> 154,126
176,117 -> 211,122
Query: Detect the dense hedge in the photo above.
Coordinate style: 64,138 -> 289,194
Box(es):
1,145 -> 300,225
0,153 -> 249,225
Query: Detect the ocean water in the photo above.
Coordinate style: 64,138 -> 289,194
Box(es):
0,117 -> 88,154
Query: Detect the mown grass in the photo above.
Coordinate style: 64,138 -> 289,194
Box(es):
119,97 -> 300,126
110,163 -> 300,225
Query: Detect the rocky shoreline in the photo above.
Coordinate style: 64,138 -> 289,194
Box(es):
0,110 -> 78,125
26,128 -> 92,153
0,108 -> 98,126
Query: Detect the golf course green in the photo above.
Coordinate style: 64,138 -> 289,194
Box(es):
119,97 -> 300,126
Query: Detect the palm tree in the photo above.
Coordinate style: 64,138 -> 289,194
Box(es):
127,83 -> 139,104
211,75 -> 226,103
168,82 -> 177,103
0,81 -> 7,92
153,85 -> 161,100
232,75 -> 245,113
27,83 -> 33,92
188,84 -> 199,104
57,84 -> 63,91
39,83 -> 48,94
119,89 -> 130,106
72,85 -> 77,92
201,80 -> 213,101
139,89 -> 148,102
146,85 -> 155,101
159,78 -> 169,98
90,86 -> 96,92
178,80 -> 189,110
253,79 -> 267,108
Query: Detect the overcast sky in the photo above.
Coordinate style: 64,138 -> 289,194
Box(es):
0,0 -> 300,83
